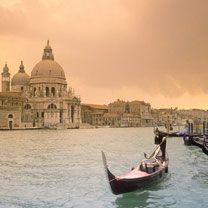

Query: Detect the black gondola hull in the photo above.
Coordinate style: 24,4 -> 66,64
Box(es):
202,145 -> 208,155
102,151 -> 168,195
106,167 -> 167,195
202,138 -> 208,155
183,135 -> 204,148
190,136 -> 204,148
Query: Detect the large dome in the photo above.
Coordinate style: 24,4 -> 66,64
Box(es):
30,41 -> 66,80
11,61 -> 30,86
31,59 -> 65,79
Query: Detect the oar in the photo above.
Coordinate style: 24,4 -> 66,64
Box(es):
144,137 -> 166,159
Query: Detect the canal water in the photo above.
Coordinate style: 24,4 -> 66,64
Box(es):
0,128 -> 207,208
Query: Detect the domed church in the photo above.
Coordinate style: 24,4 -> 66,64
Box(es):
0,41 -> 81,129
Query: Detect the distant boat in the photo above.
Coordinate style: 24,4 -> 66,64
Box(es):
183,134 -> 204,148
183,136 -> 192,146
102,148 -> 169,195
202,137 -> 208,155
156,129 -> 188,137
183,135 -> 204,148
190,136 -> 204,148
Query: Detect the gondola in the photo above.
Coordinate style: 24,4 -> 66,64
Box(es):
183,136 -> 192,146
155,129 -> 195,146
190,135 -> 204,148
202,137 -> 208,155
155,129 -> 191,146
102,149 -> 169,195
183,135 -> 204,147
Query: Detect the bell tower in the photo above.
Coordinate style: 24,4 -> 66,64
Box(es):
1,63 -> 11,92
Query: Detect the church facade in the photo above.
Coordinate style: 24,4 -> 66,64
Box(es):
0,41 -> 81,129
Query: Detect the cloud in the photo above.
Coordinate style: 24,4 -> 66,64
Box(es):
0,0 -> 208,108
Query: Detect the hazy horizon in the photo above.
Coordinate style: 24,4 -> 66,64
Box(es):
1,0 -> 208,109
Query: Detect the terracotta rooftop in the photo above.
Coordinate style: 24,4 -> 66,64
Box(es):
81,103 -> 108,110
0,92 -> 25,99
122,113 -> 140,117
103,112 -> 120,118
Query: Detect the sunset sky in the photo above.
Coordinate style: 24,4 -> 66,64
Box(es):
0,0 -> 208,109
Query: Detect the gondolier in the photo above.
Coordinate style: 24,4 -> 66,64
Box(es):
154,128 -> 166,161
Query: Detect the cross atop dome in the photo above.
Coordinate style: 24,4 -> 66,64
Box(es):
42,40 -> 54,61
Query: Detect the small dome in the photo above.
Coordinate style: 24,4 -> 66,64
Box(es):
11,61 -> 30,86
11,72 -> 30,86
1,63 -> 10,76
31,60 -> 65,79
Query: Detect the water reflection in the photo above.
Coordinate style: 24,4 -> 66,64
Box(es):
114,191 -> 150,208
113,172 -> 173,208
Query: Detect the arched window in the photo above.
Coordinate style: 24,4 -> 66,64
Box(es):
46,87 -> 50,97
47,103 -> 57,109
21,86 -> 24,91
8,114 -> 13,118
33,87 -> 36,96
51,87 -> 55,97
71,105 -> 75,123
25,104 -> 31,110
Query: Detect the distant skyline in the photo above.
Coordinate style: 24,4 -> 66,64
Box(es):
1,0 -> 208,109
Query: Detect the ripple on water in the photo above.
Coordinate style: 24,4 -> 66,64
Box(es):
0,128 -> 207,208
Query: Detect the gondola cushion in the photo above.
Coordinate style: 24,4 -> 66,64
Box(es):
140,158 -> 159,173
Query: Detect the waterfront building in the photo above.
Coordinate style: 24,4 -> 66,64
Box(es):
120,113 -> 140,127
177,109 -> 208,133
154,108 -> 179,126
178,109 -> 208,121
0,41 -> 81,129
0,92 -> 26,129
108,99 -> 127,114
81,104 -> 108,126
129,101 -> 153,127
106,99 -> 153,127
151,109 -> 160,126
103,112 -> 121,127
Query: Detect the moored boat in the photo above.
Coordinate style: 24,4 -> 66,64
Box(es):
202,137 -> 208,155
190,136 -> 204,148
183,135 -> 204,147
183,136 -> 192,146
102,150 -> 169,195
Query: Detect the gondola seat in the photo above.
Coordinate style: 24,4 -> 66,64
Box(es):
140,158 -> 159,173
